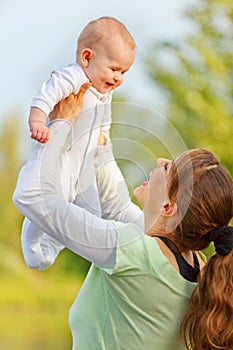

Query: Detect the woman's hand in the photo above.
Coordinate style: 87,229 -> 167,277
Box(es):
49,83 -> 91,122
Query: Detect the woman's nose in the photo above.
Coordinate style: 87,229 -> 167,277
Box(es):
157,158 -> 171,168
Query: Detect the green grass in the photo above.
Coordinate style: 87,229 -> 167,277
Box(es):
0,242 -> 216,350
0,269 -> 84,350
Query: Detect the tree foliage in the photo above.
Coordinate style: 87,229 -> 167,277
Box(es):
0,116 -> 22,246
146,0 -> 233,173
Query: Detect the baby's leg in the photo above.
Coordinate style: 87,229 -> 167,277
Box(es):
21,218 -> 64,270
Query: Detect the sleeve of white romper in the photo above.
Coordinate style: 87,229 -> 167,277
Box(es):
13,120 -> 118,269
94,143 -> 144,230
31,64 -> 89,116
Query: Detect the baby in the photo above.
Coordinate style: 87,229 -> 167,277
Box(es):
21,17 -> 137,270
29,16 -> 136,143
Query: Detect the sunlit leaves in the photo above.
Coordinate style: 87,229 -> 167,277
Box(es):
146,0 -> 233,173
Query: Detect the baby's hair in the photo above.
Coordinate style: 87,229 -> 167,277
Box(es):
76,16 -> 136,60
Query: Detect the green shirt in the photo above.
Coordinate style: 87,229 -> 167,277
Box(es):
69,222 -> 197,350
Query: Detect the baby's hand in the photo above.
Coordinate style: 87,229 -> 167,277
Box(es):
30,122 -> 50,143
98,129 -> 110,145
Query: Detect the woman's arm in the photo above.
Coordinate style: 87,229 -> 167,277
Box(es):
13,120 -> 117,269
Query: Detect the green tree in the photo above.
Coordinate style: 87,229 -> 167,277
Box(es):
0,116 -> 27,274
0,116 -> 22,246
146,0 -> 233,173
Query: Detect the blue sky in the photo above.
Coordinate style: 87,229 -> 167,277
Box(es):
1,0 -> 195,133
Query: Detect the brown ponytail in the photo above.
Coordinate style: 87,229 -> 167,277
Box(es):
167,149 -> 233,349
181,251 -> 233,349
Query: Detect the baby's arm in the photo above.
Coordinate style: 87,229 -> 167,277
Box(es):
29,107 -> 49,143
30,64 -> 88,143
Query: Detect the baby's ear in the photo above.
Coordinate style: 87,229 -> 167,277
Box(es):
81,48 -> 94,67
162,202 -> 177,217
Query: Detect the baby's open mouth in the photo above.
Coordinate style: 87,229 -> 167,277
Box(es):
106,82 -> 114,87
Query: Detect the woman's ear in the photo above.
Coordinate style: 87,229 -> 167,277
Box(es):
81,48 -> 94,67
162,202 -> 177,217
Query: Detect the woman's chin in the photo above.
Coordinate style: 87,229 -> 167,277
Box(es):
133,182 -> 148,208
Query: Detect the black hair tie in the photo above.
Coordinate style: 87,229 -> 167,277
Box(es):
206,226 -> 233,256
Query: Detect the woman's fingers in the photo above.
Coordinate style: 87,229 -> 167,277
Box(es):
79,82 -> 92,95
49,83 -> 91,121
74,83 -> 92,106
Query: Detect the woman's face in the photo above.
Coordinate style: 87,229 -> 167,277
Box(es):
133,158 -> 172,212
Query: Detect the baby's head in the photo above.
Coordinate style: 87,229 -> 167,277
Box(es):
76,17 -> 136,94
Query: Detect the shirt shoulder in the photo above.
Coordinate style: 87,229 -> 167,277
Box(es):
58,63 -> 89,89
103,222 -> 154,276
104,222 -> 197,294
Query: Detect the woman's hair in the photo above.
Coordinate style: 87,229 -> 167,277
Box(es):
181,250 -> 233,349
76,16 -> 136,59
168,148 -> 233,251
167,148 -> 233,349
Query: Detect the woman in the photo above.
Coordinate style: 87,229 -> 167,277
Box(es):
13,87 -> 233,349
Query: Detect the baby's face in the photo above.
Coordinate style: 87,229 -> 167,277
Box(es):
83,41 -> 135,94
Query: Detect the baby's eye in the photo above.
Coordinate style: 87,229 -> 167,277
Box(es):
164,163 -> 168,170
